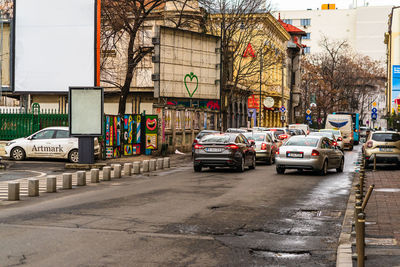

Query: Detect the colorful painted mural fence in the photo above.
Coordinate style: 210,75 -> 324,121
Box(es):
103,114 -> 159,159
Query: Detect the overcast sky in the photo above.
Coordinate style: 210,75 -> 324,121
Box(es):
270,0 -> 399,11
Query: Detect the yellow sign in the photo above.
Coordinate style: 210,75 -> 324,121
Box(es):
372,102 -> 377,107
306,109 -> 311,115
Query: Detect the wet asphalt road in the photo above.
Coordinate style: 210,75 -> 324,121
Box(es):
0,148 -> 358,266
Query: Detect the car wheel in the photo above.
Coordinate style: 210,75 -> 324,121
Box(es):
319,160 -> 328,176
68,149 -> 79,163
349,145 -> 354,151
336,158 -> 344,173
194,165 -> 202,172
236,155 -> 245,172
266,155 -> 273,165
11,147 -> 26,161
276,166 -> 285,174
249,155 -> 256,170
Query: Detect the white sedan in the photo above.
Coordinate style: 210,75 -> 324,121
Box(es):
4,127 -> 100,163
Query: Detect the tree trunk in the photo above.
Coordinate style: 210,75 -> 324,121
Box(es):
118,35 -> 136,115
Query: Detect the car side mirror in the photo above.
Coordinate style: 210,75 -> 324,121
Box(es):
250,140 -> 256,146
27,136 -> 32,140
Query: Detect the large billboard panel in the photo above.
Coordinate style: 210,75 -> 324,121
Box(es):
154,26 -> 220,100
14,0 -> 98,93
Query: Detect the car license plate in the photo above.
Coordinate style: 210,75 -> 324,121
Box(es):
206,148 -> 223,152
379,148 -> 393,152
287,152 -> 303,158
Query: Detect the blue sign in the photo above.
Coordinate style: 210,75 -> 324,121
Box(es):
306,115 -> 312,121
371,113 -> 378,120
392,65 -> 400,111
280,106 -> 286,113
371,108 -> 377,113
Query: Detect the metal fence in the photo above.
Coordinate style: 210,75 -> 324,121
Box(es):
0,105 -> 68,140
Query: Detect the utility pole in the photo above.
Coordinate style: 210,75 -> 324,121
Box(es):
259,47 -> 263,127
281,56 -> 285,127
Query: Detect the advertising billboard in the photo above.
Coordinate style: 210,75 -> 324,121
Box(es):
14,0 -> 99,93
153,26 -> 221,100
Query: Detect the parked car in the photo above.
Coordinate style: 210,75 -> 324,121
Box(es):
275,135 -> 344,175
289,124 -> 310,135
193,133 -> 256,172
318,129 -> 344,151
243,132 -> 277,165
363,131 -> 400,167
192,130 -> 220,154
4,127 -> 100,163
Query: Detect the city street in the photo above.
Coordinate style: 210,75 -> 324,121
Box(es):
0,149 -> 358,266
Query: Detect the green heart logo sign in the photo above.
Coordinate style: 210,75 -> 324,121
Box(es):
184,72 -> 199,98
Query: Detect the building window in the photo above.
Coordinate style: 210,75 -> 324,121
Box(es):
300,19 -> 311,26
304,47 -> 311,54
283,19 -> 292,25
303,33 -> 311,40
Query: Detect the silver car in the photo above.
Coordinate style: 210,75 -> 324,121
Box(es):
319,129 -> 344,151
243,132 -> 277,165
275,136 -> 344,175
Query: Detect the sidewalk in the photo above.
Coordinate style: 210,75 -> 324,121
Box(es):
338,166 -> 400,266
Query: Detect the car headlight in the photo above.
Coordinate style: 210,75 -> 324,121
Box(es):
6,141 -> 16,147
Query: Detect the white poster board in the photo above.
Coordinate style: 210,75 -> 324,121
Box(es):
14,0 -> 97,92
69,87 -> 103,136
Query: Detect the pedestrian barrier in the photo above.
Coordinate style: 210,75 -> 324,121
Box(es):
63,173 -> 73,189
103,166 -> 111,181
164,157 -> 170,168
149,159 -> 157,171
77,171 -> 87,186
114,164 -> 122,179
156,158 -> 164,170
353,152 -> 375,267
142,160 -> 150,172
133,162 -> 141,174
123,163 -> 132,176
46,176 -> 57,193
8,182 -> 20,201
91,169 -> 100,183
28,179 -> 39,197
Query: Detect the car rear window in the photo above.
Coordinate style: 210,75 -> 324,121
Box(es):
244,133 -> 265,141
372,133 -> 400,142
201,135 -> 232,143
269,129 -> 284,137
285,138 -> 319,147
197,131 -> 217,139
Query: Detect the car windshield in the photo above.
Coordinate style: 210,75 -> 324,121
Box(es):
201,134 -> 232,143
310,132 -> 333,138
371,133 -> 400,142
243,133 -> 265,141
285,138 -> 319,147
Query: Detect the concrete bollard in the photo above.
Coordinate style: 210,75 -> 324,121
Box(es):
46,176 -> 57,193
28,179 -> 39,197
8,182 -> 20,201
124,163 -> 132,176
103,166 -> 111,181
91,169 -> 100,183
163,157 -> 170,168
156,158 -> 164,170
114,164 -> 122,179
63,173 -> 72,189
133,162 -> 141,174
149,159 -> 157,171
142,160 -> 150,172
77,171 -> 86,186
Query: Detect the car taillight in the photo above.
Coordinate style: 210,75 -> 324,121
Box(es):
225,144 -> 239,150
333,141 -> 337,146
366,141 -> 373,148
194,144 -> 204,149
276,148 -> 280,155
261,143 -> 267,150
193,139 -> 198,144
311,150 -> 319,156
279,134 -> 288,140
337,137 -> 342,141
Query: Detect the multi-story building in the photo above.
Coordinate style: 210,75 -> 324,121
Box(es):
385,7 -> 400,117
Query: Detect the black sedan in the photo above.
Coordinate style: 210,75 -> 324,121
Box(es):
193,133 -> 256,172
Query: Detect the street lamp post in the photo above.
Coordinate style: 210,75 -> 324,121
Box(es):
281,56 -> 286,127
259,47 -> 263,127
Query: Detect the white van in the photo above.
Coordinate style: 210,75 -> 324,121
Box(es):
325,114 -> 354,150
288,124 -> 310,135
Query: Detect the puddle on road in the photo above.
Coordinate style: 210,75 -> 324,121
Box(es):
251,250 -> 311,260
